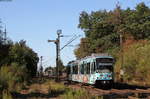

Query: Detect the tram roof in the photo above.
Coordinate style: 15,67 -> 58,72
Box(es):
67,53 -> 114,65
80,54 -> 113,63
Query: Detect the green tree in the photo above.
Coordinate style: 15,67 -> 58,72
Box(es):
0,23 -> 13,67
75,2 -> 150,59
9,40 -> 39,77
127,3 -> 150,39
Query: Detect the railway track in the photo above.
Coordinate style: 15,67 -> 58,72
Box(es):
65,81 -> 150,99
45,76 -> 150,98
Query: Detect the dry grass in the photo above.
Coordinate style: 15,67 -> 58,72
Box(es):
14,79 -> 97,99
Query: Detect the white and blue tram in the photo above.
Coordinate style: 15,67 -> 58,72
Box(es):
67,54 -> 115,87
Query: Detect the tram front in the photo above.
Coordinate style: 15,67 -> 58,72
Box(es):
95,57 -> 114,88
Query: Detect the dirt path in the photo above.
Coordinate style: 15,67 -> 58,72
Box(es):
12,78 -> 150,99
12,79 -> 64,99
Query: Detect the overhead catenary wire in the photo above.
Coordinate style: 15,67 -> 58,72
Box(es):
60,35 -> 81,51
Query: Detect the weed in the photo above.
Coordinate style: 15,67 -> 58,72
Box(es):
2,90 -> 12,99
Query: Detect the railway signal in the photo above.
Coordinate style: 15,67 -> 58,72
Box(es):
48,30 -> 81,81
48,30 -> 62,81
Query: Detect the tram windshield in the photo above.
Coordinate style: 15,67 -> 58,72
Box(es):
96,66 -> 113,73
96,58 -> 114,73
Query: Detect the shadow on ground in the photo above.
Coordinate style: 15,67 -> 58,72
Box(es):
113,82 -> 150,90
102,82 -> 150,99
12,90 -> 65,99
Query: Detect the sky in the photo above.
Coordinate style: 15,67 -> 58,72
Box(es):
0,0 -> 149,69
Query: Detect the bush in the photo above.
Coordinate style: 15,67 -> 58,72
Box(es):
2,90 -> 12,99
115,41 -> 150,85
0,63 -> 27,92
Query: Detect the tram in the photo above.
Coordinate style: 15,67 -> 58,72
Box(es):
67,53 -> 115,88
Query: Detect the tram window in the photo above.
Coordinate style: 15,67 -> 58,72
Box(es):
85,63 -> 90,74
84,63 -> 87,74
97,65 -> 113,70
74,66 -> 75,74
75,65 -> 78,74
87,63 -> 90,74
71,64 -> 78,74
74,65 -> 76,74
72,65 -> 76,74
91,62 -> 95,74
73,66 -> 75,74
77,65 -> 79,74
91,63 -> 93,74
67,66 -> 71,74
76,65 -> 78,74
81,64 -> 84,74
86,63 -> 88,74
96,66 -> 113,73
72,66 -> 73,74
73,66 -> 74,74
70,65 -> 72,74
85,63 -> 87,74
79,65 -> 81,74
94,62 -> 96,71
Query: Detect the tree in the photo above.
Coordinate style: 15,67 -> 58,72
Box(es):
0,22 -> 13,67
9,40 -> 39,77
75,2 -> 150,59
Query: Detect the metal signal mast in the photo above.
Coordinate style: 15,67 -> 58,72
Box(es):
48,30 -> 81,81
48,30 -> 62,81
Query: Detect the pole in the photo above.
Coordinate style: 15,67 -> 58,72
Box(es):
120,31 -> 124,82
4,27 -> 7,44
56,40 -> 59,81
56,30 -> 62,81
40,56 -> 43,78
48,29 -> 62,82
40,56 -> 43,67
120,33 -> 123,67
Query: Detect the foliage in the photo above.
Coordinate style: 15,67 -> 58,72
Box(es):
0,63 -> 27,92
44,66 -> 53,72
115,41 -> 150,85
9,40 -> 39,77
0,23 -> 39,99
0,30 -> 39,77
75,2 -> 150,59
0,43 -> 12,67
74,38 -> 93,59
0,32 -> 39,96
2,90 -> 12,99
0,27 -> 13,68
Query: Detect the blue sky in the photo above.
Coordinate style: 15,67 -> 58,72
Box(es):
0,0 -> 149,69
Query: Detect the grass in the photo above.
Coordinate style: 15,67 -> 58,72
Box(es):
1,90 -> 12,99
60,88 -> 98,99
12,79 -> 98,99
45,80 -> 98,99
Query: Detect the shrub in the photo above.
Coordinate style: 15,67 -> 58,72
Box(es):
2,90 -> 12,99
0,63 -> 27,92
115,41 -> 150,85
